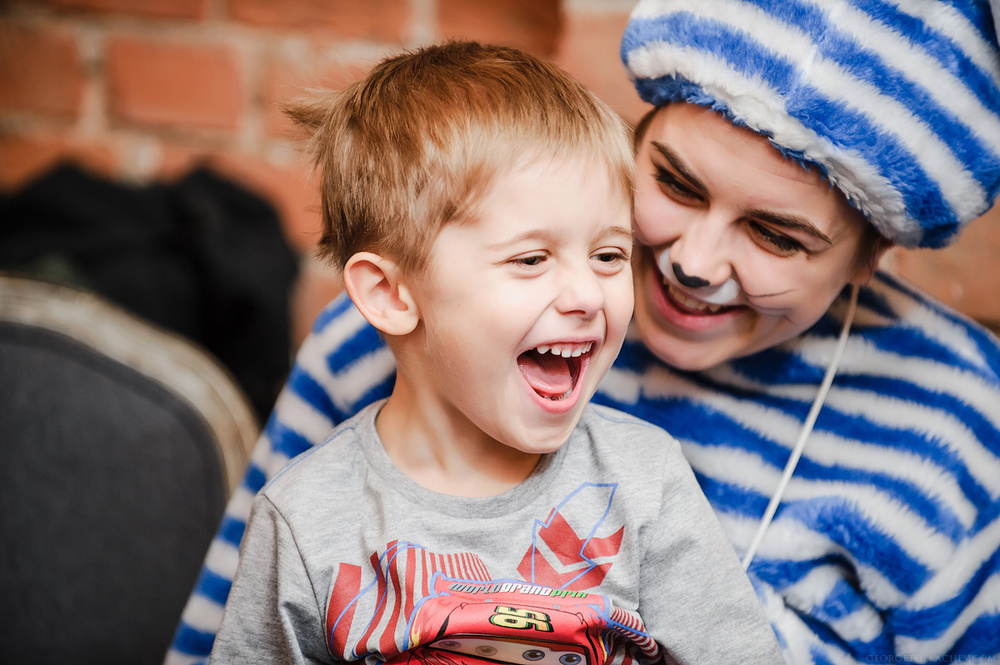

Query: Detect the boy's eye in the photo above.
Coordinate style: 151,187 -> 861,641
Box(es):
653,166 -> 701,202
593,251 -> 627,263
747,220 -> 804,256
511,253 -> 546,267
591,248 -> 629,275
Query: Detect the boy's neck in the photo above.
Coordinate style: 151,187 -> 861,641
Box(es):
375,379 -> 543,498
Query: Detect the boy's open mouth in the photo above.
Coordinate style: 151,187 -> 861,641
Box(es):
517,342 -> 593,401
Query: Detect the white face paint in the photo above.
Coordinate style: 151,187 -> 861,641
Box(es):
655,246 -> 740,306
632,103 -> 876,371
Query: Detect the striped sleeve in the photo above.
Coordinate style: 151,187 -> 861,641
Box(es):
163,293 -> 394,665
594,273 -> 1000,663
165,273 -> 1000,664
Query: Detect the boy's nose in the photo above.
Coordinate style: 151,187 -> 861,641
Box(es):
555,265 -> 604,319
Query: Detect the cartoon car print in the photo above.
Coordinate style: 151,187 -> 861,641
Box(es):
386,573 -> 656,665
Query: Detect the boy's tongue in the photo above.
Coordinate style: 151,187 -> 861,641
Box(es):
519,351 -> 573,398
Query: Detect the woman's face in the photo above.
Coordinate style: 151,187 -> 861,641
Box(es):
632,103 -> 883,371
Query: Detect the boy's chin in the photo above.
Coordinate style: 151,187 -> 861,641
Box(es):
503,429 -> 574,457
504,400 -> 592,454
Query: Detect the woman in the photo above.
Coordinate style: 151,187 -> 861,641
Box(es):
167,2 -> 1000,663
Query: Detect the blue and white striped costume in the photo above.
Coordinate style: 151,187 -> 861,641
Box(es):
167,271 -> 1000,664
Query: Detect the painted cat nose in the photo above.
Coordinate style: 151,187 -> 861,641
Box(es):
655,247 -> 740,306
672,262 -> 710,288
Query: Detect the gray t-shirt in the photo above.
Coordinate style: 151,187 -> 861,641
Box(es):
211,402 -> 781,664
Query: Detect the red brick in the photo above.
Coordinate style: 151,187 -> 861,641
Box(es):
0,133 -> 117,191
891,205 -> 1000,325
106,37 -> 243,131
39,0 -> 209,20
0,25 -> 85,118
228,0 -> 410,41
553,10 -> 652,127
261,57 -> 372,138
438,0 -> 561,57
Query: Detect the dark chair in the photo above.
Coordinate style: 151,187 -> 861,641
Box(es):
0,274 -> 258,665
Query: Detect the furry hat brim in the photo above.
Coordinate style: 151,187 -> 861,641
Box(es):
622,0 -> 1000,248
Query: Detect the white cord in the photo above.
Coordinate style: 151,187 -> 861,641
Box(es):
741,284 -> 860,571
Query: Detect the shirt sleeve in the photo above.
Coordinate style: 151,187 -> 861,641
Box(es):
209,495 -> 332,665
636,434 -> 783,664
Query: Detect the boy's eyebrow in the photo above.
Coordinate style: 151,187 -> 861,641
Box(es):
488,225 -> 633,249
651,141 -> 832,245
486,230 -> 552,249
604,225 -> 634,241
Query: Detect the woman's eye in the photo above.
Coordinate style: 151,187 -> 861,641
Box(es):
748,221 -> 804,256
653,166 -> 700,202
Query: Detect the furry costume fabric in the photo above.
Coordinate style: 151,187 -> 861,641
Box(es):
166,3 -> 1000,662
167,277 -> 1000,664
621,0 -> 1000,248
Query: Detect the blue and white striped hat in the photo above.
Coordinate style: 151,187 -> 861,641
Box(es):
621,0 -> 1000,248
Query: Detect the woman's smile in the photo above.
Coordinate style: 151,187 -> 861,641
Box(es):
630,103 -> 877,371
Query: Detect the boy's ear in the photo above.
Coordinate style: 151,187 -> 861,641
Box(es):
343,252 -> 420,336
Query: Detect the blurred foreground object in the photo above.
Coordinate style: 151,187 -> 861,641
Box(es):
0,164 -> 300,421
0,274 -> 257,665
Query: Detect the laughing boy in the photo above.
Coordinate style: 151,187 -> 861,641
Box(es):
209,41 -> 781,665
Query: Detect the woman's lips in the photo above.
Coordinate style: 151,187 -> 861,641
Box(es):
654,246 -> 741,306
645,255 -> 743,332
666,282 -> 732,314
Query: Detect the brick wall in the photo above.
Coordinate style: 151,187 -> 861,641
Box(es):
2,0 -> 997,351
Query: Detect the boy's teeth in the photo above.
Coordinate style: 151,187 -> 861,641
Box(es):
535,342 -> 593,357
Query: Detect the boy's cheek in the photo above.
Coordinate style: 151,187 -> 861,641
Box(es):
612,273 -> 636,321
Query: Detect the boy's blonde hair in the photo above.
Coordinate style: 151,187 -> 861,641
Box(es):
287,40 -> 634,273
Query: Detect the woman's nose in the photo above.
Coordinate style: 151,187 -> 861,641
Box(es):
665,221 -> 735,288
671,263 -> 710,288
656,246 -> 740,304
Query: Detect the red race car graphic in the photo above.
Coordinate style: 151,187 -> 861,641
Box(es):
386,574 -> 658,665
326,485 -> 659,665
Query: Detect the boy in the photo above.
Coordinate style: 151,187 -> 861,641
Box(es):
209,41 -> 781,664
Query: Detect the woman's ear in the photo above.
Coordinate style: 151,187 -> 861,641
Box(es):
343,252 -> 419,336
850,237 -> 895,286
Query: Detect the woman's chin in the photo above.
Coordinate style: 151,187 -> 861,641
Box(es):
640,331 -> 729,372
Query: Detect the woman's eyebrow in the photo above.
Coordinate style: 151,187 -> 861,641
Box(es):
650,141 -> 707,195
651,140 -> 833,246
748,209 -> 833,245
